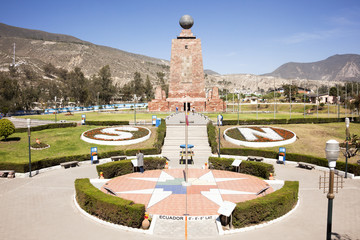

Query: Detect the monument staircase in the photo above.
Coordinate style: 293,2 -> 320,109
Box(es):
165,112 -> 210,125
162,112 -> 212,169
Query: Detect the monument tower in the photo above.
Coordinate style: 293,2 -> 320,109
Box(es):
148,15 -> 225,112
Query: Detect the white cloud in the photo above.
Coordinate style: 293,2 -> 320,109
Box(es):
280,29 -> 340,44
225,51 -> 237,57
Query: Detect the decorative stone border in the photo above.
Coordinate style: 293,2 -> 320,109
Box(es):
224,126 -> 296,148
30,144 -> 50,150
80,126 -> 151,146
73,194 -> 155,234
217,198 -> 300,235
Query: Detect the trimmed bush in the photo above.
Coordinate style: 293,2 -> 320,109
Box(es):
75,178 -> 144,228
96,157 -> 166,178
85,121 -> 129,126
207,121 -> 218,153
15,122 -> 77,133
222,117 -> 359,126
220,148 -> 360,176
0,119 -> 15,139
232,181 -> 299,228
154,119 -> 166,153
208,157 -> 274,179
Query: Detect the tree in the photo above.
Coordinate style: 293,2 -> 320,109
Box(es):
0,119 -> 15,140
144,75 -> 154,101
329,87 -> 337,97
43,63 -> 57,78
133,72 -> 145,97
282,84 -> 298,100
96,65 -> 116,104
20,84 -> 40,111
157,72 -> 168,97
68,67 -> 89,105
0,72 -> 20,114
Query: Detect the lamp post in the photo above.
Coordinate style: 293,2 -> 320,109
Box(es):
345,117 -> 350,178
217,114 -> 222,158
237,93 -> 240,125
27,119 -> 32,177
325,139 -> 340,240
134,94 -> 137,126
54,96 -> 57,123
97,92 -> 100,113
185,97 -> 189,184
290,79 -> 292,119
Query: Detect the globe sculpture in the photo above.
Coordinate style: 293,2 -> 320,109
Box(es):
179,15 -> 194,29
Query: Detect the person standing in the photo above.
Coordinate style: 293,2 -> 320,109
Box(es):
136,150 -> 144,173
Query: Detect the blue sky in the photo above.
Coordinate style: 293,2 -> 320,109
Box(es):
1,0 -> 360,75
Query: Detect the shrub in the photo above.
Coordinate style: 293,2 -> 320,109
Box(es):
15,122 -> 77,133
85,121 -> 129,126
232,181 -> 299,228
75,178 -> 145,228
154,119 -> 166,153
219,148 -> 360,176
208,157 -> 274,179
207,121 -> 218,153
0,119 -> 15,140
221,117 -> 358,126
96,157 -> 166,178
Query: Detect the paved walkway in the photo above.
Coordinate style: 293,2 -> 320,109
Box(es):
1,162 -> 359,240
162,125 -> 212,169
6,117 -> 60,128
103,169 -> 273,216
1,113 -> 359,239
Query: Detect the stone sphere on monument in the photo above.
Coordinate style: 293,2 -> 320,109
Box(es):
179,15 -> 194,29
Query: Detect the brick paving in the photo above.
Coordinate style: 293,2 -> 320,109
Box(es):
0,161 -> 359,239
1,116 -> 360,239
102,169 -> 272,216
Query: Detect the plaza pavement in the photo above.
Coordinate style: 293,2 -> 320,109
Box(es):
1,161 -> 359,240
0,114 -> 359,239
6,117 -> 58,128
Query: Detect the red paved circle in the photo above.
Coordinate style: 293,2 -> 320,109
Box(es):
102,169 -> 273,216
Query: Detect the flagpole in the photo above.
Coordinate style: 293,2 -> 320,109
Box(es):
185,99 -> 188,183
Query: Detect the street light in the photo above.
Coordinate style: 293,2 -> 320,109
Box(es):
27,119 -> 32,177
325,139 -> 340,240
133,94 -> 138,126
345,117 -> 350,178
54,96 -> 57,123
217,114 -> 223,158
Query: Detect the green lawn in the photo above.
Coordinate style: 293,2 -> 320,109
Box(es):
17,111 -> 169,122
220,122 -> 360,164
0,125 -> 157,164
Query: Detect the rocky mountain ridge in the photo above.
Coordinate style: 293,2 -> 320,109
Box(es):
0,23 -> 170,86
0,23 -> 358,93
265,54 -> 360,82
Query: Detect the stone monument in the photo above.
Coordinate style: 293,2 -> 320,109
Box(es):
148,15 -> 226,112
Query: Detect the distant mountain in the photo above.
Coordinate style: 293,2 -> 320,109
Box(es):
204,69 -> 219,75
265,54 -> 360,82
0,23 -> 169,85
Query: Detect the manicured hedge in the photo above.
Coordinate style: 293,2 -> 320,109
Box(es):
1,119 -> 167,172
85,121 -> 129,126
208,157 -> 274,179
220,148 -> 360,176
75,178 -> 145,228
207,121 -> 218,153
232,181 -> 299,228
0,153 -> 91,173
154,119 -> 166,153
222,117 -> 359,126
15,122 -> 77,133
0,148 -> 162,173
96,157 -> 166,179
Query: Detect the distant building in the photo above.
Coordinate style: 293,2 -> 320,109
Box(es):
308,94 -> 335,104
